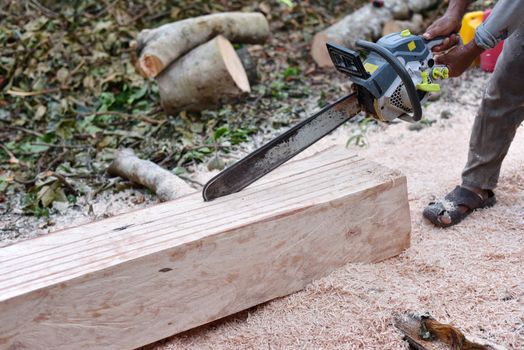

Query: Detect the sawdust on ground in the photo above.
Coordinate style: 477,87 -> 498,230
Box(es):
2,67 -> 521,348
152,68 -> 524,349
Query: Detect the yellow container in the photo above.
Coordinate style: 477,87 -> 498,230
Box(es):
459,11 -> 483,65
459,11 -> 483,44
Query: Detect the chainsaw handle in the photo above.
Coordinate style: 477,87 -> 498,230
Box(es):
422,34 -> 461,51
356,39 -> 423,122
423,36 -> 446,50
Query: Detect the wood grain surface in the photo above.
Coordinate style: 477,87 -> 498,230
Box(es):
0,147 -> 411,349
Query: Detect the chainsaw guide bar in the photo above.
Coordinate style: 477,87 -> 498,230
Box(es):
202,93 -> 361,201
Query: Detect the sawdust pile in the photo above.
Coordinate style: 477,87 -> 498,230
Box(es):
155,69 -> 523,348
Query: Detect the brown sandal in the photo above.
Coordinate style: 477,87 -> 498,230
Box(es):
423,186 -> 496,228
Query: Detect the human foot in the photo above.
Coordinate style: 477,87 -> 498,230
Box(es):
423,186 -> 496,227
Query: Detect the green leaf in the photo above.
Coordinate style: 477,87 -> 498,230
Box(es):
79,115 -> 103,135
228,128 -> 255,145
34,207 -> 50,218
127,86 -> 148,104
37,181 -> 67,208
277,0 -> 295,8
346,134 -> 367,148
99,92 -> 116,110
213,126 -> 229,140
0,175 -> 9,192
282,66 -> 300,78
37,184 -> 55,208
20,143 -> 49,153
67,194 -> 77,204
40,132 -> 56,143
172,167 -> 186,176
55,119 -> 77,140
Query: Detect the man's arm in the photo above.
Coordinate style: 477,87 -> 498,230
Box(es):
475,0 -> 524,50
423,0 -> 471,52
436,0 -> 524,77
445,0 -> 471,21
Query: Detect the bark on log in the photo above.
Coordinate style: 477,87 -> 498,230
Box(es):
156,35 -> 250,114
236,47 -> 258,85
382,14 -> 424,36
408,0 -> 441,12
136,12 -> 269,77
107,148 -> 193,201
386,0 -> 410,20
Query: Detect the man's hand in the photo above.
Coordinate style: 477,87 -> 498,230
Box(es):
435,41 -> 484,77
423,13 -> 462,52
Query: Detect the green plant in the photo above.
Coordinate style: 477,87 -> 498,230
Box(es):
346,117 -> 376,148
408,117 -> 436,131
277,0 -> 295,8
282,66 -> 300,79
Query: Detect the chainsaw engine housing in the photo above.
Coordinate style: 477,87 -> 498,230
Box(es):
328,31 -> 446,123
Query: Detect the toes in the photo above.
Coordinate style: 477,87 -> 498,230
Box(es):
438,211 -> 452,225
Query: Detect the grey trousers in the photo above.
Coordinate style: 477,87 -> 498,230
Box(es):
461,26 -> 524,190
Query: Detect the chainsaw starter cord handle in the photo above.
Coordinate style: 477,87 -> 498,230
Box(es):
356,39 -> 423,122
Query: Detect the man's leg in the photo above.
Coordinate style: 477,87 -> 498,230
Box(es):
424,27 -> 524,227
461,27 -> 524,190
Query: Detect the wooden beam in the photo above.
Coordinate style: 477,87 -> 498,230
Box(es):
0,147 -> 411,349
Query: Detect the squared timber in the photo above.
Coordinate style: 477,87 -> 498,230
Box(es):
0,146 -> 411,349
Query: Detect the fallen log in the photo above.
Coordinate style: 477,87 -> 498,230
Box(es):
311,4 -> 393,67
236,47 -> 259,85
382,14 -> 424,36
311,0 -> 443,67
107,148 -> 193,201
156,35 -> 250,114
0,146 -> 411,349
136,12 -> 269,78
386,0 -> 410,20
408,0 -> 441,12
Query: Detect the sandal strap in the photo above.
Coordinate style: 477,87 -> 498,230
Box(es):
444,186 -> 484,210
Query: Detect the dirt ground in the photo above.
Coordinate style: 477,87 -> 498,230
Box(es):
3,64 -> 523,348
147,69 -> 523,349
4,2 -> 521,349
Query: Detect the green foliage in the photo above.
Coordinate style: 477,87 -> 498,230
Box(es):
0,0 -> 368,217
270,80 -> 289,100
317,91 -> 327,108
408,118 -> 436,131
213,125 -> 256,146
346,117 -> 376,148
283,67 -> 301,79
0,175 -> 9,193
277,0 -> 296,8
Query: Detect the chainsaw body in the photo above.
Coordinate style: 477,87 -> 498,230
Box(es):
327,30 -> 448,123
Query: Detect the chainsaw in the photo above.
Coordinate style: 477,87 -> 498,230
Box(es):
203,30 -> 449,201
